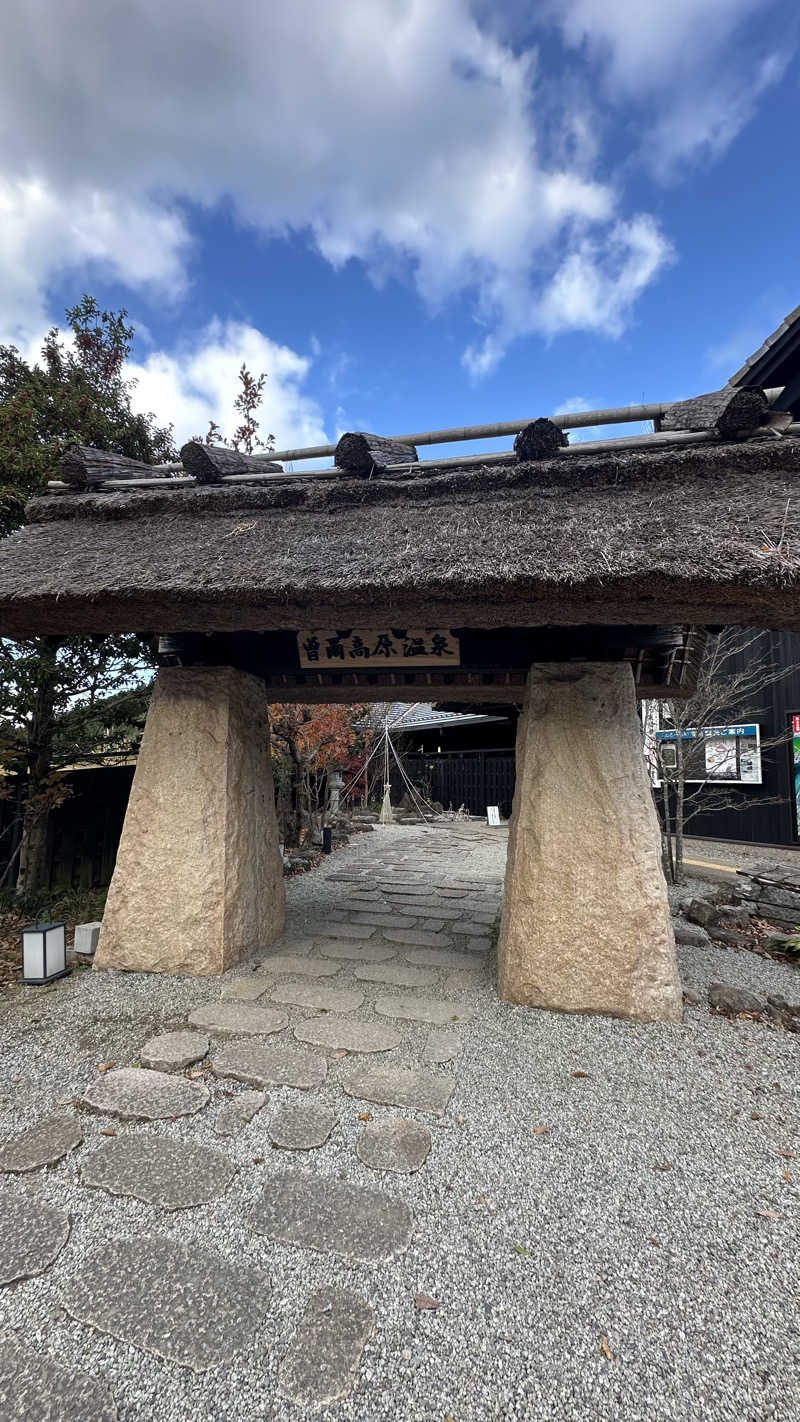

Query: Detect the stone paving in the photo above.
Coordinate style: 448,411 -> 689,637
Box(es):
0,822 -> 499,1414
1,821 -> 798,1420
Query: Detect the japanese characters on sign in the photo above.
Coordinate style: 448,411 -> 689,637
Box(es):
297,628 -> 461,669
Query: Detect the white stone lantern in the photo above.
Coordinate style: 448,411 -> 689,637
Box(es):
21,921 -> 68,985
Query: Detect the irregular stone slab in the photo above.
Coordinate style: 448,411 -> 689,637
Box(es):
257,936 -> 315,957
212,1041 -> 327,1090
257,954 -> 340,978
354,962 -> 439,988
422,1028 -> 463,1064
445,968 -> 488,993
407,948 -> 484,970
214,1091 -> 265,1137
62,1235 -> 266,1372
308,922 -> 375,940
382,888 -> 435,900
357,1116 -> 431,1174
293,1019 -> 401,1054
452,919 -> 497,935
498,664 -> 682,1021
220,978 -> 268,1002
0,1197 -> 70,1284
465,937 -> 492,954
421,920 -> 446,933
343,1065 -> 454,1116
0,1337 -> 117,1422
375,994 -> 473,1025
0,1114 -> 82,1173
269,983 -> 364,1013
279,1288 -> 374,1406
380,898 -> 438,913
80,1067 -> 209,1121
382,927 -> 454,948
318,940 -> 396,963
81,1135 -> 236,1210
435,887 -> 469,898
339,911 -> 418,930
187,1002 -> 288,1037
269,1102 -> 336,1150
140,1029 -> 209,1072
415,905 -> 466,921
248,1170 -> 413,1261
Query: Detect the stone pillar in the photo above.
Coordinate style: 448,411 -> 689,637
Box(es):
95,666 -> 285,976
497,663 -> 682,1022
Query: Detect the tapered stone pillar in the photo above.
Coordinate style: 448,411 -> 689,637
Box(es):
498,663 -> 681,1022
95,666 -> 284,975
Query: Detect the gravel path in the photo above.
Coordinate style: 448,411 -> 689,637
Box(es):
0,823 -> 798,1421
684,835 -> 800,875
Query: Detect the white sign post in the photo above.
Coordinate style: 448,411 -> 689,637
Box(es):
487,805 -> 501,826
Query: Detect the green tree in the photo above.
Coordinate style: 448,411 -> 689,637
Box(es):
0,297 -> 175,892
0,296 -> 174,536
0,638 -> 154,891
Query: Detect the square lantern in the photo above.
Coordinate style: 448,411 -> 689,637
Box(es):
21,921 -> 69,985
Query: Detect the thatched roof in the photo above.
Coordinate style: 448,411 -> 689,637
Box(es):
1,437 -> 800,635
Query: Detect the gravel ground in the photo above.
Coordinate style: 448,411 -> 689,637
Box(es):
0,823 -> 798,1422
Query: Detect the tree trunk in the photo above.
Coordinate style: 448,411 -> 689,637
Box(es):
286,745 -> 304,848
674,730 -> 686,885
15,637 -> 61,897
660,780 -> 675,884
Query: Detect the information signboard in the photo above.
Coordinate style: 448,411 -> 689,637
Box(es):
655,723 -> 761,784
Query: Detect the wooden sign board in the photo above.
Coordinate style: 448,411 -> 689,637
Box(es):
486,805 -> 501,826
298,628 -> 460,669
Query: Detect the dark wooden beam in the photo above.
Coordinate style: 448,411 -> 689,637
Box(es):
179,442 -> 283,483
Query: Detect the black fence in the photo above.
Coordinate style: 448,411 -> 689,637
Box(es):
0,765 -> 135,892
396,750 -> 516,819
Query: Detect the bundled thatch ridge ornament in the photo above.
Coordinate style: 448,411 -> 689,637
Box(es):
513,418 -> 568,461
335,432 -> 418,476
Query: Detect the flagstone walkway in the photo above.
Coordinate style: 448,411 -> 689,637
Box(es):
0,823 -> 798,1421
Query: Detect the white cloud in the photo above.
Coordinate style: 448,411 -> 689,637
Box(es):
0,176 -> 189,347
128,320 -> 328,450
463,214 -> 673,377
0,0 -> 784,369
553,0 -> 786,172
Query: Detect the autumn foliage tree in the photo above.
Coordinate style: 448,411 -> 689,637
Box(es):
269,703 -> 367,846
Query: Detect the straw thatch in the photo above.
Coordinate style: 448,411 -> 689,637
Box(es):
1,436 -> 800,636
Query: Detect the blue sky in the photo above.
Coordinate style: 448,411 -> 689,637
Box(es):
0,1 -> 798,457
